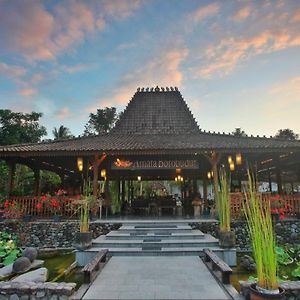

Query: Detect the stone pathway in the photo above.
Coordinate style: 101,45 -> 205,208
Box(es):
83,256 -> 230,300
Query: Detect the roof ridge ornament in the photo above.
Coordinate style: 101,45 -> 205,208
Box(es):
155,86 -> 160,92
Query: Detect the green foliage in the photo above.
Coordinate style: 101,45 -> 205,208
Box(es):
84,107 -> 118,135
218,168 -> 231,231
109,181 -> 120,214
0,109 -> 47,145
80,180 -> 95,232
276,244 -> 300,279
242,170 -> 278,290
275,128 -> 299,140
0,231 -> 22,266
52,125 -> 74,140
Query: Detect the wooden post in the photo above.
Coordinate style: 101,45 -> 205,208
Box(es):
276,168 -> 283,195
34,169 -> 40,196
203,178 -> 208,207
268,169 -> 272,193
205,151 -> 221,211
92,153 -> 107,198
7,161 -> 15,197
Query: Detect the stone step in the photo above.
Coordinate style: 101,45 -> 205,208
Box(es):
78,247 -> 236,266
117,224 -> 193,234
92,236 -> 219,248
105,230 -> 205,240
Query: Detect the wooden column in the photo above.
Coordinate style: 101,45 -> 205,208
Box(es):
268,169 -> 272,193
205,151 -> 221,209
7,161 -> 16,197
92,153 -> 107,198
34,169 -> 40,196
276,168 -> 283,195
203,178 -> 208,206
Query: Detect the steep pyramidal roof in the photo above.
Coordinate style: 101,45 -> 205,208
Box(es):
112,87 -> 199,134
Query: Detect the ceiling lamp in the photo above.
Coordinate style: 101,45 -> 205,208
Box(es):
207,171 -> 212,180
229,162 -> 235,172
236,152 -> 242,165
77,157 -> 83,172
228,156 -> 233,164
137,176 -> 141,181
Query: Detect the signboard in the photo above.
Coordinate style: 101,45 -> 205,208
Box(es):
111,159 -> 199,170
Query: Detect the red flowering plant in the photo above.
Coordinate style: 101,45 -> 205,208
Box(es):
36,189 -> 66,216
269,194 -> 287,220
2,200 -> 22,219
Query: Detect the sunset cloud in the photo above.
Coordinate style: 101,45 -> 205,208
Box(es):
188,3 -> 220,24
0,62 -> 26,78
17,88 -> 38,96
87,47 -> 188,112
53,107 -> 72,121
231,6 -> 251,22
0,0 -> 141,62
195,29 -> 300,78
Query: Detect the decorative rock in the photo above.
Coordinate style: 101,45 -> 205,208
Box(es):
20,296 -> 29,300
22,248 -> 38,262
9,295 -> 19,300
12,268 -> 48,283
12,257 -> 31,274
35,291 -> 45,298
49,296 -> 58,300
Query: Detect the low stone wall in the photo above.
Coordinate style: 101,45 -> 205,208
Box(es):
0,281 -> 76,300
1,219 -> 299,251
191,220 -> 300,251
0,221 -> 121,248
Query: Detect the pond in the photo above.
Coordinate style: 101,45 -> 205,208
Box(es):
39,250 -> 83,289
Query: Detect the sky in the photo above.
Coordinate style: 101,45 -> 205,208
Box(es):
0,0 -> 300,138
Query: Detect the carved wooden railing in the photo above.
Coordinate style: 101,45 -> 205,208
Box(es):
8,196 -> 81,218
230,192 -> 300,219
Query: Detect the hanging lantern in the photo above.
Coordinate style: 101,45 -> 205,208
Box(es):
137,176 -> 141,181
211,171 -> 214,177
101,169 -> 106,178
175,177 -> 178,182
228,155 -> 233,164
77,157 -> 83,172
236,152 -> 242,165
230,162 -> 235,171
180,176 -> 184,182
207,171 -> 211,180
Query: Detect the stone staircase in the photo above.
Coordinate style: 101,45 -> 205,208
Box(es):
76,222 -> 236,266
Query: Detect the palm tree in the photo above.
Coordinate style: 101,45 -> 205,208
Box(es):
52,125 -> 73,140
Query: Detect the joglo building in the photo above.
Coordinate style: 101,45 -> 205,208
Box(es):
1,86 -> 300,218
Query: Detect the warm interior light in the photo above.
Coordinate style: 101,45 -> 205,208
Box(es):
137,176 -> 141,181
77,157 -> 83,172
228,156 -> 233,164
207,171 -> 211,180
175,177 -> 178,181
101,169 -> 106,178
230,162 -> 235,171
180,176 -> 184,182
236,153 -> 242,165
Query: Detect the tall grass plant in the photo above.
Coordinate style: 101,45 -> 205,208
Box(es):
243,170 -> 278,291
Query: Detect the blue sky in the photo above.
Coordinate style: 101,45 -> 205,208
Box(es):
0,0 -> 300,138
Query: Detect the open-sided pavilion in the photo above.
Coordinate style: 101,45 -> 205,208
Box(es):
1,86 -> 300,217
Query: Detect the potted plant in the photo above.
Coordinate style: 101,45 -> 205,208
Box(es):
243,171 -> 285,299
218,168 -> 235,248
73,180 -> 95,250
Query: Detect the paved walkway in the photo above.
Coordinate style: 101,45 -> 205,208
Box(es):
83,256 -> 230,300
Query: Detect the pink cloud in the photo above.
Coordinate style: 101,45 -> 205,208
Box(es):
0,0 -> 141,62
188,3 -> 220,24
53,107 -> 72,121
0,62 -> 26,78
291,8 -> 300,22
87,47 -> 188,112
194,29 -> 300,79
231,6 -> 251,22
17,88 -> 38,96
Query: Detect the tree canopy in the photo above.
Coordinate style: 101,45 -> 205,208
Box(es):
52,125 -> 74,140
0,109 -> 47,145
84,107 -> 118,136
275,128 -> 299,140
